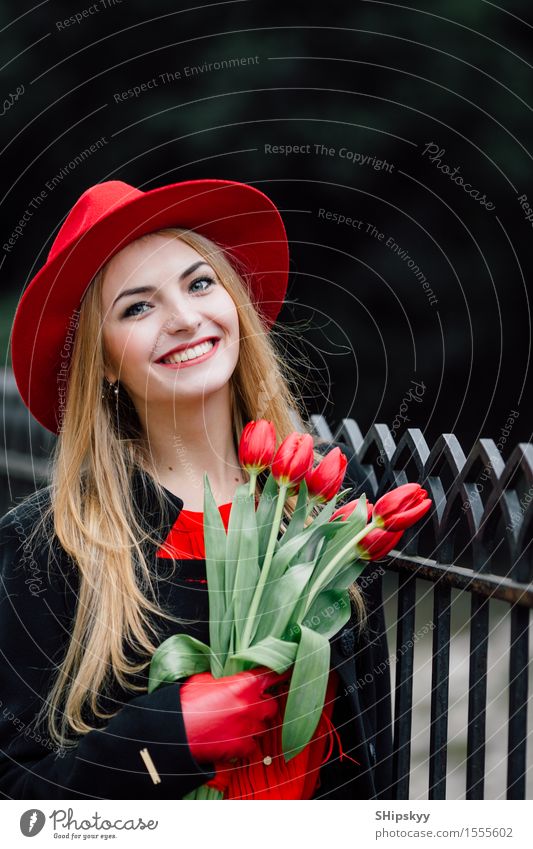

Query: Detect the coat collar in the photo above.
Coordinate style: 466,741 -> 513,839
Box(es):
130,465 -> 184,547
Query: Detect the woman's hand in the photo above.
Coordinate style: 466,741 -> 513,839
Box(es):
181,665 -> 293,764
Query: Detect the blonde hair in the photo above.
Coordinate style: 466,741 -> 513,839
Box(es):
20,226 -> 367,749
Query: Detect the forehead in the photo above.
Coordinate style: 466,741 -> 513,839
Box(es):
101,234 -> 203,300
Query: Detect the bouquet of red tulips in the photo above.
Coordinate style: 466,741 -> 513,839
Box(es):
148,420 -> 432,800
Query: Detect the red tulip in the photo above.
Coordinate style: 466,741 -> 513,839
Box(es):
304,447 -> 348,503
355,528 -> 403,561
373,483 -> 432,531
330,498 -> 402,560
271,432 -> 315,488
331,498 -> 374,523
238,420 -> 276,473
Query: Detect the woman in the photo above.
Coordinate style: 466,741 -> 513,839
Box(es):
0,179 -> 392,800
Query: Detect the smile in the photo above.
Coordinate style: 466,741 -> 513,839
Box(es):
156,338 -> 220,369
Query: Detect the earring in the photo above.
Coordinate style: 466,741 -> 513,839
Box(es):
101,379 -> 119,400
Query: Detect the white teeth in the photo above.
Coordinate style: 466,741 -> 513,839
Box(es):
160,339 -> 216,364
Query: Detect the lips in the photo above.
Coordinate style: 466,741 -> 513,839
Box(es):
155,336 -> 219,363
156,337 -> 220,369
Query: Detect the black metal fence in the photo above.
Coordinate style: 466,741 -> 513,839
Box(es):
0,368 -> 55,516
310,412 -> 532,801
1,367 -> 531,799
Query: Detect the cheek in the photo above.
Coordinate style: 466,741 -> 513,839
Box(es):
102,326 -> 120,370
216,293 -> 239,336
103,323 -> 150,372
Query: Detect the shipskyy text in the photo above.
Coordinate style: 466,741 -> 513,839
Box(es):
375,811 -> 430,823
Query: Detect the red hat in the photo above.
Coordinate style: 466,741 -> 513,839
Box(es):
11,178 -> 289,435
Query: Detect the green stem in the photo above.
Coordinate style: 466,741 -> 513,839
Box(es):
239,482 -> 289,648
305,495 -> 320,520
304,519 -> 379,613
247,470 -> 258,497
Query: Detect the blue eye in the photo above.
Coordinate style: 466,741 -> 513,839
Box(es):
189,275 -> 215,293
121,276 -> 215,318
122,301 -> 151,317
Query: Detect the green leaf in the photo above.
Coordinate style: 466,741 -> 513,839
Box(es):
335,486 -> 354,503
230,635 -> 298,673
301,589 -> 352,638
217,596 -> 236,671
299,520 -> 347,563
268,500 -> 346,582
225,483 -> 254,603
182,784 -> 224,800
277,478 -> 309,548
320,559 -> 367,593
148,634 -> 211,693
256,471 -> 281,567
231,490 -> 260,647
314,497 -> 368,574
281,625 -> 331,761
203,473 -> 229,661
251,561 -> 315,644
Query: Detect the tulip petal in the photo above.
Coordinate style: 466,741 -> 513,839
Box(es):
238,419 -> 276,472
305,447 -> 348,502
373,483 -> 432,531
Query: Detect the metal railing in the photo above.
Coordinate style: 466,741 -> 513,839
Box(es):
1,368 -> 531,799
310,412 -> 532,801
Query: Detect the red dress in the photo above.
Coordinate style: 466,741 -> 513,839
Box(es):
156,502 -> 359,799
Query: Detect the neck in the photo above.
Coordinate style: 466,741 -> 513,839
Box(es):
137,386 -> 245,506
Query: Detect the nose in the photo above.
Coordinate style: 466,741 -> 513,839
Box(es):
162,300 -> 203,333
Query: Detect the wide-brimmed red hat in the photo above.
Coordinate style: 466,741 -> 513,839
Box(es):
11,178 -> 289,435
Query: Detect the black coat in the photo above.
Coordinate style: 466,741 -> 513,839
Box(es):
0,440 -> 393,800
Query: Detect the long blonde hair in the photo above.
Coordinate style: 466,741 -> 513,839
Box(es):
20,226 -> 367,749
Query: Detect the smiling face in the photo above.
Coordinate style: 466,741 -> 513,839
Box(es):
100,233 -> 240,416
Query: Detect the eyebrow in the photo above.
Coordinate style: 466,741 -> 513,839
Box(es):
112,260 -> 211,308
